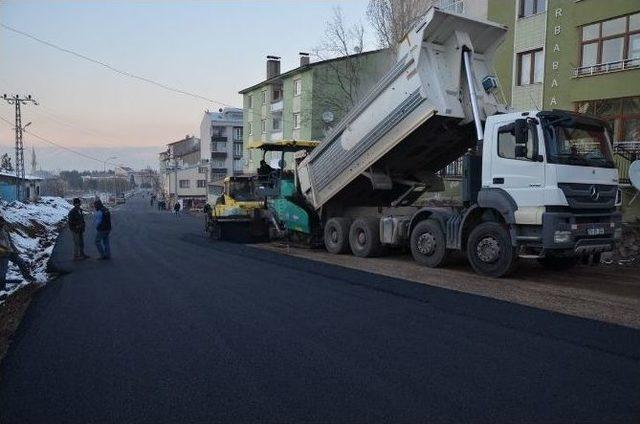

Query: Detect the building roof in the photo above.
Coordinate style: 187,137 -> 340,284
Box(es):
239,49 -> 385,94
0,171 -> 42,181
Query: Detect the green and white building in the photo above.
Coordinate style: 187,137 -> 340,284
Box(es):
239,52 -> 393,172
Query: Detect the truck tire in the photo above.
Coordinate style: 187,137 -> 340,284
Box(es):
538,256 -> 577,271
349,218 -> 383,257
410,219 -> 448,268
466,222 -> 517,278
324,217 -> 351,254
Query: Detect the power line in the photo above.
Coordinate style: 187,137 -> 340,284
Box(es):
0,22 -> 231,107
0,115 -> 126,168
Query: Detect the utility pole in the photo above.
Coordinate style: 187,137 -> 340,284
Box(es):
2,94 -> 37,200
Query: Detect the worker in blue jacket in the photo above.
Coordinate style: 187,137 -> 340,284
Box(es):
93,199 -> 112,260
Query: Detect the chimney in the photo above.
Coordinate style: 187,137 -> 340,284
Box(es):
299,52 -> 310,67
266,55 -> 281,79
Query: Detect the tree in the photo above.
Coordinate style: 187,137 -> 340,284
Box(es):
0,153 -> 13,172
312,7 -> 370,130
59,170 -> 84,190
366,0 -> 432,49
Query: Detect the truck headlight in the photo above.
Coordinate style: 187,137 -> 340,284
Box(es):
614,228 -> 623,240
554,230 -> 572,244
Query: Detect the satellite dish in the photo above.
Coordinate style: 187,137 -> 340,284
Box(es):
630,160 -> 640,190
322,111 -> 334,124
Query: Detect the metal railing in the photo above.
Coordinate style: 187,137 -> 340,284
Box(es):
614,141 -> 640,186
438,157 -> 464,180
573,58 -> 640,77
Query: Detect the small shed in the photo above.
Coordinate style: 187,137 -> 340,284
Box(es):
0,172 -> 43,202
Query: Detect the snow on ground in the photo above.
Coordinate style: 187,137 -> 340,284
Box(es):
0,197 -> 71,302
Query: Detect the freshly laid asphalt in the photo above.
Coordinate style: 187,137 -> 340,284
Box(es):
0,195 -> 638,423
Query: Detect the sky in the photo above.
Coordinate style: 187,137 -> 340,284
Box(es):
0,0 -> 373,171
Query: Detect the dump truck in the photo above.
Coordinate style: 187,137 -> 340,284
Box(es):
274,7 -> 623,277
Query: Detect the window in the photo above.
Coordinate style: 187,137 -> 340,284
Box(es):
211,126 -> 225,138
233,142 -> 243,158
211,159 -> 226,168
294,79 -> 302,96
248,122 -> 253,135
233,127 -> 243,141
438,0 -> 463,14
497,124 -> 536,161
261,90 -> 267,104
197,180 -> 207,188
272,88 -> 283,102
519,0 -> 545,18
575,96 -> 640,142
517,49 -> 544,85
211,172 -> 226,182
579,13 -> 640,73
293,113 -> 301,129
179,180 -> 190,188
272,117 -> 282,131
247,95 -> 253,109
198,166 -> 207,174
261,119 -> 266,133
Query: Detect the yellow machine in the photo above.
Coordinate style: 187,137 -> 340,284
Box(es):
205,140 -> 319,241
206,176 -> 266,241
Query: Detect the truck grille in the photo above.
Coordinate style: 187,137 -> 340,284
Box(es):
557,183 -> 617,210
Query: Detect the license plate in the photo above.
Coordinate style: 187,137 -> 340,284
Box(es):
587,227 -> 605,236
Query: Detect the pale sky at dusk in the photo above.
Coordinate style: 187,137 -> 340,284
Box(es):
0,0 -> 371,170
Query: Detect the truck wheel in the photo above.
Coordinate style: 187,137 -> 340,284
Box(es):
410,219 -> 448,268
538,256 -> 577,271
349,218 -> 383,257
324,218 -> 351,254
466,222 -> 517,278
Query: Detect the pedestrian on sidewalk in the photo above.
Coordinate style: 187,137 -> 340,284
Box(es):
93,199 -> 112,260
0,216 -> 35,291
68,198 -> 89,261
173,201 -> 181,217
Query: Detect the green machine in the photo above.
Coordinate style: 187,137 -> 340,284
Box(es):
249,140 -> 318,238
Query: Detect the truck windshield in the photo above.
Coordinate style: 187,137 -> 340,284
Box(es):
543,119 -> 615,168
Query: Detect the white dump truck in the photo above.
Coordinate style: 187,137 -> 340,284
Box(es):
273,7 -> 622,277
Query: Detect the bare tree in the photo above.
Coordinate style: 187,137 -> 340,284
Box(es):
313,7 -> 368,120
366,0 -> 432,49
0,153 -> 13,172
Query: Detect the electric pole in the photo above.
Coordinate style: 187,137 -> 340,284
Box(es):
2,94 -> 37,200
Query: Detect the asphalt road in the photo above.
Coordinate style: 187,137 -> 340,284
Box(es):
0,195 -> 639,423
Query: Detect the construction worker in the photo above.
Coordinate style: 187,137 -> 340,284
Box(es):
94,199 -> 112,260
68,198 -> 89,260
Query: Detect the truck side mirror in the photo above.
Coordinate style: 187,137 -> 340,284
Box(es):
514,119 -> 528,145
515,144 -> 528,158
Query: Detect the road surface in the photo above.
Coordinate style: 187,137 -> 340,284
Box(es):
1,195 -> 638,423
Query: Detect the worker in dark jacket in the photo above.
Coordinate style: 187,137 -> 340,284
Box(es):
68,198 -> 89,260
94,199 -> 112,260
0,216 -> 35,291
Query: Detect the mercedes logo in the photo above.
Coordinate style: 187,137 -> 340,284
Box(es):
589,185 -> 600,201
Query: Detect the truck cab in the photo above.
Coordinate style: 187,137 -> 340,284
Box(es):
479,110 -> 621,257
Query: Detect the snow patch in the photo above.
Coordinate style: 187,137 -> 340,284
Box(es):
0,197 -> 71,302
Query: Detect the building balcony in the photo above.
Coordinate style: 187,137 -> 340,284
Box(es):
270,100 -> 283,113
271,131 -> 283,141
212,136 -> 228,142
573,58 -> 640,78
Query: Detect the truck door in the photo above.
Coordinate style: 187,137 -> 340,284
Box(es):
489,120 -> 545,209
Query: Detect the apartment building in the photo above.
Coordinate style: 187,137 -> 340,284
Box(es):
200,107 -> 244,183
158,135 -> 207,209
239,51 -> 393,173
